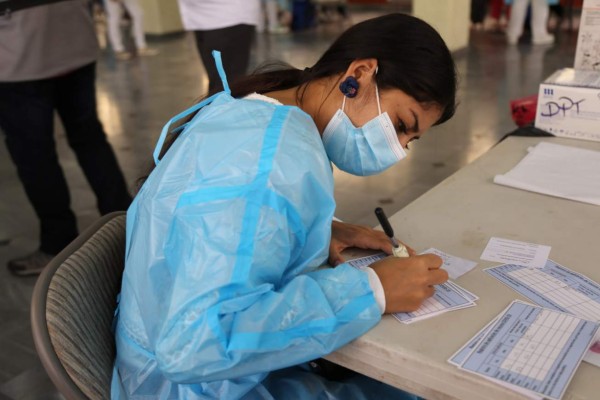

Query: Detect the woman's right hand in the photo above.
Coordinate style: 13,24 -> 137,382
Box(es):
370,254 -> 448,314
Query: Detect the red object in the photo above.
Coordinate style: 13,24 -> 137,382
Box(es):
490,0 -> 511,20
510,94 -> 538,127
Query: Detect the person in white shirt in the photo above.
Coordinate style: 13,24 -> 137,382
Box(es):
177,0 -> 261,93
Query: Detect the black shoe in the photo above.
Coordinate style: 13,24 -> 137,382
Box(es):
7,250 -> 55,276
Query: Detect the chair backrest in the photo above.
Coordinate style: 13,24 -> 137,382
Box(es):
31,211 -> 127,400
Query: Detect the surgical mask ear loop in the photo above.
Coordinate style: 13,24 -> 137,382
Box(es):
341,67 -> 381,116
374,66 -> 382,115
342,83 -> 382,117
375,84 -> 382,115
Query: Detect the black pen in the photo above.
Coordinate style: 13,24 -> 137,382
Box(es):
375,207 -> 409,258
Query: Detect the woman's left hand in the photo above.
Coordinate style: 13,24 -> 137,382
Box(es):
329,220 -> 415,266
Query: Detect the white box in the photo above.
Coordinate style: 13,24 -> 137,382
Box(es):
535,68 -> 600,142
574,0 -> 600,71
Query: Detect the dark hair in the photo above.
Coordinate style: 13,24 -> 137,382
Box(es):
148,13 -> 457,186
233,13 -> 457,122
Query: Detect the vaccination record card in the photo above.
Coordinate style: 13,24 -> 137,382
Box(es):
347,252 -> 478,324
485,259 -> 600,368
485,260 -> 600,321
457,301 -> 598,400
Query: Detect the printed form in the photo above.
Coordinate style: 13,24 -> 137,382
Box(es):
346,252 -> 387,270
421,247 -> 477,280
485,260 -> 600,367
449,314 -> 544,400
457,301 -> 598,400
347,251 -> 478,324
481,237 -> 551,269
485,260 -> 600,321
393,281 -> 477,324
347,248 -> 477,280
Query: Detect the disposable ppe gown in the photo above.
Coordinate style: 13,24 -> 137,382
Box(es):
111,60 -> 408,399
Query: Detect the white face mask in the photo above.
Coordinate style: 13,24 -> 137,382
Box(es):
321,85 -> 407,176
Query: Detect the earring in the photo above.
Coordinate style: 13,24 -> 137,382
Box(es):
339,76 -> 359,98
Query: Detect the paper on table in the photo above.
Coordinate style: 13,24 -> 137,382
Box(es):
446,280 -> 479,302
448,311 -> 544,400
485,260 -> 600,321
458,301 -> 598,400
348,249 -> 478,280
346,252 -> 387,270
420,248 -> 477,280
493,141 -> 600,206
448,317 -> 497,367
347,253 -> 478,324
481,237 -> 550,268
485,259 -> 600,368
393,281 -> 476,324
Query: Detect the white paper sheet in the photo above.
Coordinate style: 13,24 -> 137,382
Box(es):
420,248 -> 477,280
493,142 -> 600,206
480,237 -> 551,268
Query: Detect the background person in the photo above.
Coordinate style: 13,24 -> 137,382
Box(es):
258,0 -> 291,34
506,0 -> 557,44
471,0 -> 488,30
104,0 -> 159,60
112,13 -> 456,399
485,0 -> 511,31
0,0 -> 132,276
177,0 -> 261,93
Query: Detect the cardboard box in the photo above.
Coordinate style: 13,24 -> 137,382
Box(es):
574,0 -> 600,71
535,68 -> 600,142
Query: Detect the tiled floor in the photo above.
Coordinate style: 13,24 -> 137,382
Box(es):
0,5 -> 578,399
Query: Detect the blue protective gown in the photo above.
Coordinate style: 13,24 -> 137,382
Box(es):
111,60 -> 413,399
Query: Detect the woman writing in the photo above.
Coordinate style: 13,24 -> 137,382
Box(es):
112,13 -> 457,399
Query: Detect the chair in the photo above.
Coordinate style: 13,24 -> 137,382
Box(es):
31,211 -> 127,400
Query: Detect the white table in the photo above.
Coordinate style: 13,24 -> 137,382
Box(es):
326,136 -> 600,400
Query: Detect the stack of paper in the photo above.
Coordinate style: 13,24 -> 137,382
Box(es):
347,250 -> 478,324
393,281 -> 478,324
493,142 -> 600,206
449,301 -> 598,400
346,253 -> 390,270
